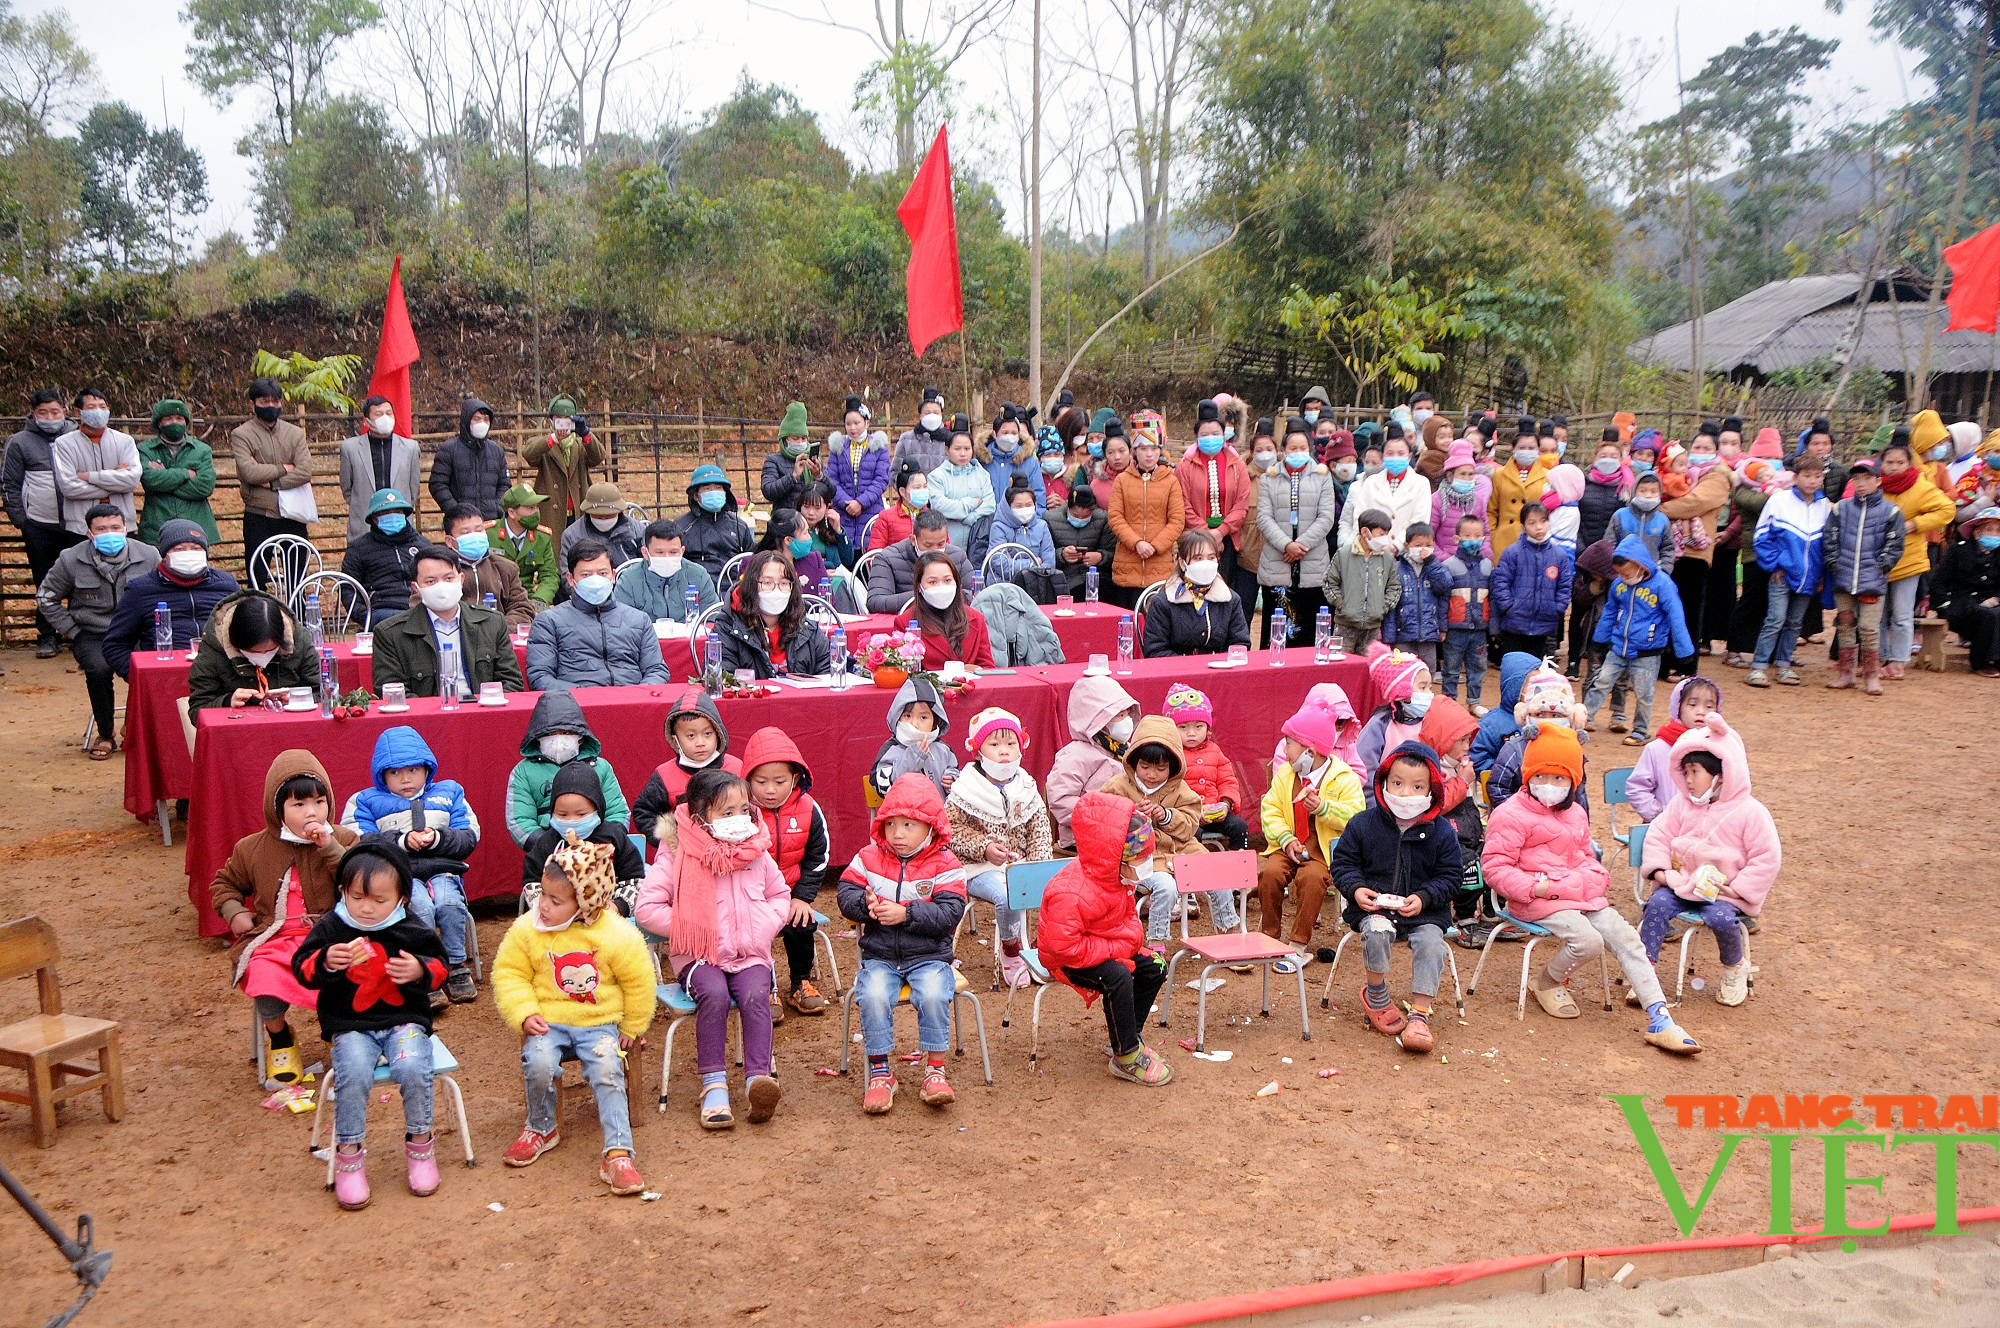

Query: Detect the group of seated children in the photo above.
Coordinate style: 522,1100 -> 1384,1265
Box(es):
211,629 -> 1780,1209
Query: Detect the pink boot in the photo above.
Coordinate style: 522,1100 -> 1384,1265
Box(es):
405,1135 -> 440,1197
333,1146 -> 370,1210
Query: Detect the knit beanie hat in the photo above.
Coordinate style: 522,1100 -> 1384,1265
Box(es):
1366,642 -> 1426,705
1515,663 -> 1586,729
965,706 -> 1026,755
1630,428 -> 1660,456
550,758 -> 607,813
1122,807 -> 1157,862
1444,438 -> 1476,470
1281,688 -> 1350,755
1163,684 -> 1212,727
1090,407 -> 1117,434
1321,430 -> 1356,462
1612,411 -> 1636,442
1749,427 -> 1784,459
779,401 -> 809,439
155,517 -> 209,551
1522,723 -> 1584,786
1543,463 -> 1585,505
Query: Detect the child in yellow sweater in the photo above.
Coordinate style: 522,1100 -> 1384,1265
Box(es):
1257,692 -> 1366,965
492,837 -> 655,1194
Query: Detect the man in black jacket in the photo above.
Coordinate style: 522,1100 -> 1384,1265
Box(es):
3,388 -> 79,655
340,489 -> 432,627
429,397 -> 512,521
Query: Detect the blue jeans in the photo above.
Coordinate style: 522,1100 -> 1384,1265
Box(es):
1440,631 -> 1487,704
1752,579 -> 1812,668
964,870 -> 1024,943
1140,871 -> 1241,942
1639,888 -> 1745,966
332,1024 -> 433,1146
1884,575 -> 1921,663
407,873 -> 469,964
522,1023 -> 632,1153
855,958 -> 954,1056
1582,651 -> 1662,740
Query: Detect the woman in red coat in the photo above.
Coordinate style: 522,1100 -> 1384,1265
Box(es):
1035,790 -> 1173,1085
912,551 -> 996,669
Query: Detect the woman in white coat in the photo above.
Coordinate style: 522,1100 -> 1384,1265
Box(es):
1337,434 -> 1432,549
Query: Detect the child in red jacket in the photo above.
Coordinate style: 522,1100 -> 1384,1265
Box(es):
1164,684 -> 1246,850
741,726 -> 832,1019
1035,791 -> 1173,1086
630,693 -> 743,850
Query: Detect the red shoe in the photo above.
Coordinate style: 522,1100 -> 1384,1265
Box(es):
918,1065 -> 955,1106
862,1072 -> 896,1115
1398,1011 -> 1434,1053
1360,987 -> 1406,1036
599,1150 -> 645,1195
502,1125 -> 560,1167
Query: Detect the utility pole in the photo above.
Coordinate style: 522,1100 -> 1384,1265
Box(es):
1029,0 -> 1043,418
1676,13 -> 1705,417
524,53 -> 542,404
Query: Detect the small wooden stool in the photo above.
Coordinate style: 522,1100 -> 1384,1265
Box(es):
1917,616 -> 1950,672
0,917 -> 124,1147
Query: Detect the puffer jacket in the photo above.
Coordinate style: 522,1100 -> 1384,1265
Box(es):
186,590 -> 320,715
868,675 -> 959,799
1108,464 -> 1186,588
2,422 -> 63,527
1492,534 -> 1574,636
1935,534 -> 2000,622
1658,463 -> 1731,566
1034,790 -> 1145,1000
505,690 -> 629,846
338,725 -> 480,878
1488,456 -> 1552,556
634,811 -> 792,974
1324,539 -> 1401,628
976,432 -> 1047,508
429,397 -> 513,519
1327,740 -> 1462,935
1046,674 -> 1139,848
973,582 -> 1064,665
630,693 -> 744,844
1594,534 -> 1694,658
37,537 -> 159,638
1257,461 -> 1338,588
826,431 -> 893,543
1432,474 -> 1493,551
760,448 -> 819,510
679,479 -> 755,580
836,773 -> 966,967
1820,490 -> 1905,599
1482,784 -> 1609,923
101,562 -> 240,677
1180,735 -> 1243,814
339,523 -> 432,613
1575,468 -> 1625,549
559,512 -> 647,570
1883,474 -> 1956,583
1610,504 -> 1678,575
1099,715 -> 1206,860
987,503 -> 1057,572
740,726 -> 829,899
1140,573 -> 1249,657
1752,485 -> 1831,596
1638,714 -> 1781,916
712,603 -> 833,680
1383,554 -> 1451,644
613,556 -> 718,622
927,458 -> 997,548
524,594 -> 669,689
1440,548 -> 1491,635
864,537 -> 975,616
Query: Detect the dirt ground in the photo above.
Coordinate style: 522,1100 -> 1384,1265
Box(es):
0,647 -> 1993,1328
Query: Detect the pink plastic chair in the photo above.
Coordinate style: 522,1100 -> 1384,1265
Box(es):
1157,851 -> 1313,1052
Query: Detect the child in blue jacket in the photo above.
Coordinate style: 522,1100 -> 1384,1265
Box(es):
340,726 -> 482,1002
1382,521 -> 1453,673
1490,503 -> 1574,660
1438,515 -> 1492,708
1580,535 -> 1693,745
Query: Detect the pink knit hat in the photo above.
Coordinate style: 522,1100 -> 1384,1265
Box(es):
1163,683 -> 1212,726
1366,642 -> 1427,705
1281,690 -> 1350,755
964,706 -> 1027,754
1544,462 -> 1585,505
1444,438 -> 1477,471
1749,427 -> 1784,459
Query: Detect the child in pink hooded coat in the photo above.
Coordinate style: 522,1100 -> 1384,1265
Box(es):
1637,713 -> 1780,1008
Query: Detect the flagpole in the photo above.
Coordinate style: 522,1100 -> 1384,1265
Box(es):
959,327 -> 972,422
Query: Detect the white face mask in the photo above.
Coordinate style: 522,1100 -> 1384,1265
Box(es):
1253,451 -> 1277,471
1184,558 -> 1219,586
1105,715 -> 1135,743
1135,775 -> 1167,795
1333,462 -> 1357,481
418,580 -> 461,613
921,584 -> 958,610
166,549 -> 208,577
590,514 -> 619,531
1369,535 -> 1394,552
1291,750 -> 1318,778
469,420 -> 490,439
1529,778 -> 1572,807
1405,546 -> 1432,563
242,647 -> 279,668
1383,792 -> 1431,820
649,555 -> 683,579
1413,408 -> 1433,428
1125,855 -> 1155,881
895,720 -> 933,748
707,813 -> 758,842
1689,782 -> 1719,805
1010,505 -> 1035,523
920,412 -> 943,432
368,413 -> 394,436
538,733 -> 581,764
758,586 -> 793,617
981,759 -> 1021,783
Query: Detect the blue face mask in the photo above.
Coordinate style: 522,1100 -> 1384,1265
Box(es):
1087,442 -> 1104,458
334,898 -> 408,933
1067,513 -> 1092,528
1450,477 -> 1475,496
376,513 -> 407,536
1458,538 -> 1483,558
1632,460 -> 1655,475
698,488 -> 727,513
455,530 -> 489,561
573,574 -> 613,605
91,531 -> 126,556
1384,455 -> 1410,476
549,813 -> 601,841
1197,435 -> 1225,456
1981,534 -> 2000,551
787,535 -> 814,557
905,488 -> 929,508
1930,443 -> 1952,462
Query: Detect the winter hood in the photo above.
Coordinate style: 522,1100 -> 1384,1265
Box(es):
663,690 -> 731,754
370,725 -> 437,791
519,689 -> 602,760
1372,740 -> 1446,823
459,396 -> 494,440
1497,652 -> 1540,714
887,675 -> 951,740
204,590 -> 298,663
264,748 -> 333,832
1611,532 -> 1661,576
1121,714 -> 1186,781
1070,790 -> 1137,893
1575,538 -> 1618,583
1667,676 -> 1720,723
1416,696 -> 1478,760
872,772 -> 952,851
1066,674 -> 1139,742
741,725 -> 813,791
1667,712 -> 1752,804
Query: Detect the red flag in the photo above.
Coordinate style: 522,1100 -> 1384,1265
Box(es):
897,126 -> 963,357
367,254 -> 421,436
1944,220 -> 2000,333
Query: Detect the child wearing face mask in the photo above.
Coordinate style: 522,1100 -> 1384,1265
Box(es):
506,691 -> 629,847
1038,427 -> 1071,508
1488,418 -> 1554,557
1328,742 -> 1461,1053
1638,714 -> 1780,1009
1490,502 -> 1575,661
1625,677 -> 1718,822
1353,645 -> 1435,803
1324,508 -> 1402,654
870,676 -> 959,802
635,768 -> 791,1129
520,762 -> 647,913
1482,726 -> 1701,1054
989,481 -> 1058,576
1439,514 -> 1493,708
1104,715 -> 1242,943
1382,521 -> 1452,673
1430,439 -> 1492,552
1165,685 -> 1249,852
741,727 -> 833,1018
1581,535 -> 1694,746
1256,692 -> 1366,956
1613,471 -> 1679,573
293,840 -> 452,1208
631,693 -> 742,848
839,773 -> 968,1113
1416,695 -> 1486,924
947,707 -> 1056,988
1047,675 -> 1141,848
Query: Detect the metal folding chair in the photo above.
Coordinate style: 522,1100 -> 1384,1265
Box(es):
309,1034 -> 474,1184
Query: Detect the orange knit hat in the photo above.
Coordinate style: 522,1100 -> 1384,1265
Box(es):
1522,723 -> 1584,786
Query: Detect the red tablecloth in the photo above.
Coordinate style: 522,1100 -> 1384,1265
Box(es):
180,673 -> 1066,937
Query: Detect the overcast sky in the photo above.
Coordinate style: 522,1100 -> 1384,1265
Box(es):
25,0 -> 1920,247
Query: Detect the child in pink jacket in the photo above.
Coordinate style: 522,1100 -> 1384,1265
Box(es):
634,767 -> 792,1130
1482,725 -> 1700,1054
1624,677 -> 1720,822
1637,713 -> 1780,1009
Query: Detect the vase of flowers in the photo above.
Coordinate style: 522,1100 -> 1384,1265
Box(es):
861,629 -> 924,688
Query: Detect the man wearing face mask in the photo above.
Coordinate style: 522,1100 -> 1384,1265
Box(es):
525,540 -> 669,691
374,546 -> 524,700
424,503 -> 534,628
762,400 -> 822,509
38,504 -> 159,757
521,393 -> 606,545
488,482 -> 559,608
429,396 -> 511,521
893,386 -> 952,477
135,399 -> 219,550
679,463 -> 754,581
864,508 -> 973,614
52,387 -> 141,534
338,394 -> 422,541
613,517 -> 719,621
101,519 -> 240,680
340,489 -> 432,627
5,388 -> 81,656
561,482 -> 646,569
229,376 -> 315,568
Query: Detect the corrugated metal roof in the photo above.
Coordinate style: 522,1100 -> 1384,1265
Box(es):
1752,303 -> 2000,376
1630,274 -> 1865,372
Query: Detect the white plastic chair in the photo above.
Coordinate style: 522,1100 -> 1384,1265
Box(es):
980,542 -> 1040,584
308,1033 -> 475,1183
685,601 -> 734,674
1628,822 -> 1756,1001
612,556 -> 644,583
718,551 -> 753,592
248,534 -> 322,604
1316,919 -> 1467,1020
622,500 -> 650,525
1133,577 -> 1172,619
289,570 -> 372,641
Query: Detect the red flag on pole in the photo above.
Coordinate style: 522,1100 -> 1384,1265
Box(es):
367,254 -> 421,436
1944,220 -> 2000,333
897,126 -> 963,358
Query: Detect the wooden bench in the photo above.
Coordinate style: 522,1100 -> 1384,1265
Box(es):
1917,615 -> 1951,672
0,917 -> 124,1147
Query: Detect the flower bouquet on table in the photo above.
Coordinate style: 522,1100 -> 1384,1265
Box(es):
686,670 -> 781,700
861,630 -> 924,688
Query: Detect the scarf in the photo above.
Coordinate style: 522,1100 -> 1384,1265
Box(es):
1206,457 -> 1222,527
1654,719 -> 1687,747
667,805 -> 773,963
1586,463 -> 1633,490
848,436 -> 866,473
1879,466 -> 1918,495
946,763 -> 1043,829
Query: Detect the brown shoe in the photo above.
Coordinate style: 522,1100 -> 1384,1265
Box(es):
785,980 -> 828,1015
1360,987 -> 1406,1036
1398,1010 -> 1434,1053
1860,648 -> 1883,696
1826,645 -> 1856,689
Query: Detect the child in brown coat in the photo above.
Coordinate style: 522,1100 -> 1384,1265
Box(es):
1101,715 -> 1241,942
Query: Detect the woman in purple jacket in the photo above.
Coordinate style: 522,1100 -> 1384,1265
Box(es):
824,394 -> 891,545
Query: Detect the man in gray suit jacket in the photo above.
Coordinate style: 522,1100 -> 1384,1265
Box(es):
339,394 -> 423,540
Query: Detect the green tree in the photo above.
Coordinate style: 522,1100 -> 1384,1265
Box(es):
253,93 -> 424,268
76,102 -> 210,271
181,0 -> 382,147
0,1 -> 94,141
853,39 -> 953,177
1279,276 -> 1465,405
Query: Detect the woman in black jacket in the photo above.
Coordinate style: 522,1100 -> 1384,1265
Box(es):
1937,508 -> 2000,675
1049,485 -> 1117,599
1140,529 -> 1250,658
714,550 -> 833,679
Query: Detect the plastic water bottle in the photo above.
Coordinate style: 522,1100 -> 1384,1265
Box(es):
684,584 -> 701,625
827,623 -> 849,690
153,601 -> 172,660
970,567 -> 984,596
1085,566 -> 1099,603
482,592 -> 497,612
1270,606 -> 1288,667
703,627 -> 722,686
302,590 -> 323,648
1117,615 -> 1135,674
439,640 -> 459,710
317,646 -> 336,716
1315,606 -> 1333,665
